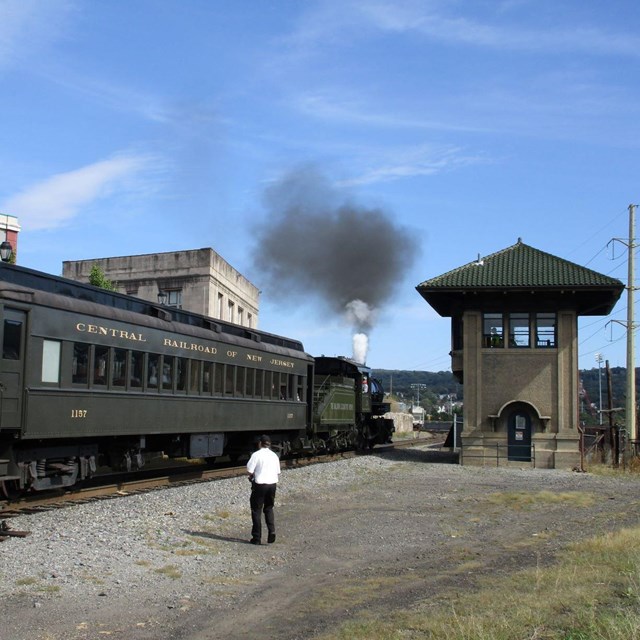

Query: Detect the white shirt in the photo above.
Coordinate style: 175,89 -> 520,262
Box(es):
247,447 -> 281,484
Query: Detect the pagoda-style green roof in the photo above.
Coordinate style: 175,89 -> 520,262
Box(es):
416,239 -> 624,317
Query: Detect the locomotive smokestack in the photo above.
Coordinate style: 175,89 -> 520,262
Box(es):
253,166 -> 419,361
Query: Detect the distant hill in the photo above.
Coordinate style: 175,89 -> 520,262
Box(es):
372,366 -> 633,425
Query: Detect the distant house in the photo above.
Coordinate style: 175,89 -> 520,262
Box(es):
410,405 -> 425,427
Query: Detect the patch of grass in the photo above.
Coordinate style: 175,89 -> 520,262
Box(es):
37,585 -> 61,593
153,564 -> 182,580
485,490 -> 595,509
317,526 -> 640,640
308,576 -> 410,614
15,577 -> 38,586
586,459 -> 640,477
204,509 -> 233,520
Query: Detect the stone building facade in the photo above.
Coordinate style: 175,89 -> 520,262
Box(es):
62,248 -> 260,328
416,239 -> 624,469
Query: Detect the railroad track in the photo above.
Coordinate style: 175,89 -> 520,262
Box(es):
0,437 -> 441,518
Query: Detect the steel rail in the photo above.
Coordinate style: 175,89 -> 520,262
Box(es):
1,437 -> 440,517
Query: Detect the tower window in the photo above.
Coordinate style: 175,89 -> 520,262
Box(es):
483,313 -> 503,348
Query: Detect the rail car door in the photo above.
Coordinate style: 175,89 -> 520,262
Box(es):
0,308 -> 26,431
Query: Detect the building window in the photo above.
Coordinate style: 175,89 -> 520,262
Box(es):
228,300 -> 235,323
238,307 -> 244,326
247,313 -> 253,328
484,312 -> 557,349
509,313 -> 530,348
483,313 -> 504,348
166,290 -> 182,309
536,313 -> 556,347
218,293 -> 224,320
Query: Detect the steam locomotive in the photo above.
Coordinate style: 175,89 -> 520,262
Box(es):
0,263 -> 393,493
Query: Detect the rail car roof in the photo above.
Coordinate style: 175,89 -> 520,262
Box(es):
314,356 -> 371,377
0,263 -> 308,355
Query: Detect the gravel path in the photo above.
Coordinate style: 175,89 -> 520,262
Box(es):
3,445 -> 640,640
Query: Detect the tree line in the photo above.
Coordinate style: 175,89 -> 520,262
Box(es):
372,366 -> 633,424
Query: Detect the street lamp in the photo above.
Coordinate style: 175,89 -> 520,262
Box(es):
0,213 -> 13,263
0,240 -> 13,263
595,353 -> 604,426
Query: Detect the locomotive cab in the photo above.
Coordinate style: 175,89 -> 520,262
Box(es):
313,356 -> 394,451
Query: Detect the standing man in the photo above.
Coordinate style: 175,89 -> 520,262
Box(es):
247,434 -> 281,545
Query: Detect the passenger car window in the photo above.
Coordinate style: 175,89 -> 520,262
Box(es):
42,340 -> 61,383
73,343 -> 89,384
93,346 -> 109,386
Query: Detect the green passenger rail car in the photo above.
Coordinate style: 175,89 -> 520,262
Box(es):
0,264 -> 393,494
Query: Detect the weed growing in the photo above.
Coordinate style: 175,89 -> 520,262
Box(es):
318,522 -> 640,639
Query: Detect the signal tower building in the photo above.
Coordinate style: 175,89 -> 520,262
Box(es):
416,239 -> 624,469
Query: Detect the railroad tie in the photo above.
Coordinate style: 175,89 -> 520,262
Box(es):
0,520 -> 30,538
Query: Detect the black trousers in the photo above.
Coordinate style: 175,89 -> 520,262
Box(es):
250,482 -> 277,541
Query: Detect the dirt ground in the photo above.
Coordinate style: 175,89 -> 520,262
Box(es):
5,445 -> 640,640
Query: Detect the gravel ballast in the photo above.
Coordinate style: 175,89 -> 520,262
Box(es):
3,445 -> 640,640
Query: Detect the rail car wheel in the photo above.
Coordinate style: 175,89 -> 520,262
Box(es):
0,479 -> 20,501
204,457 -> 217,467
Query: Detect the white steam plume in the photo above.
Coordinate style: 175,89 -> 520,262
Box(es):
346,299 -> 375,364
352,333 -> 369,364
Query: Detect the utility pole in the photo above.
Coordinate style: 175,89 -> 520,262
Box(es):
627,204 -> 636,445
410,383 -> 427,406
595,353 -> 604,426
609,204 -> 638,448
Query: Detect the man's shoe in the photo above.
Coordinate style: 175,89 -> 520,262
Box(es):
250,538 -> 261,545
267,533 -> 276,544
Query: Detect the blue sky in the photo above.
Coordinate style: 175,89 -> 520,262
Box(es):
0,1 -> 638,372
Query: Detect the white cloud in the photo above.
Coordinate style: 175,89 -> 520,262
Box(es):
1,154 -> 154,231
44,70 -> 173,124
0,0 -> 74,71
288,0 -> 640,58
340,143 -> 484,186
294,92 -> 493,134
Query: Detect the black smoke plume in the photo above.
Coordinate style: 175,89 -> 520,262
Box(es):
253,167 -> 420,362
